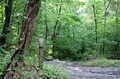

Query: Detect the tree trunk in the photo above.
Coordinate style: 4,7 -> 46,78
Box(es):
101,0 -> 111,54
0,0 -> 41,78
72,26 -> 75,37
45,16 -> 48,40
102,0 -> 107,55
39,35 -> 44,69
92,4 -> 98,43
115,0 -> 119,51
44,0 -> 48,40
51,5 -> 62,52
0,0 -> 13,46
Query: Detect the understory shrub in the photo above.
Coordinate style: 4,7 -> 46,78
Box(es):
41,65 -> 69,79
12,64 -> 69,79
82,58 -> 120,67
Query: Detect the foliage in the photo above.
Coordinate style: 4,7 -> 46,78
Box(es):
82,58 -> 120,67
0,0 -> 120,78
0,48 -> 12,73
41,65 -> 69,79
12,64 -> 69,79
2,0 -> 118,61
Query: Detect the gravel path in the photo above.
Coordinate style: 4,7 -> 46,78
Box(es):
44,60 -> 120,79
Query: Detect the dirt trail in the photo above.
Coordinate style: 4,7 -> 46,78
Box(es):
44,60 -> 120,79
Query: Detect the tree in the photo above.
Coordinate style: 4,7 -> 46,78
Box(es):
101,0 -> 111,54
51,4 -> 62,52
44,0 -> 49,40
1,0 -> 41,78
92,4 -> 98,43
0,0 -> 13,47
114,0 -> 119,51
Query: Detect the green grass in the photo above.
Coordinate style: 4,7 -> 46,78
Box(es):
13,65 -> 69,79
82,58 -> 120,67
41,65 -> 69,79
25,55 -> 69,79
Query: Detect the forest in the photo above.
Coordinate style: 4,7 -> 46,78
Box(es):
0,0 -> 120,79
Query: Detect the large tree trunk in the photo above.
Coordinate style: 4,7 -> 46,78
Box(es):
0,0 -> 13,46
0,0 -> 41,78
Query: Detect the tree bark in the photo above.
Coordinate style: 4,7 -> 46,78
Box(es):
0,0 -> 13,46
101,0 -> 111,54
39,35 -> 44,69
51,5 -> 62,40
92,4 -> 98,43
51,5 -> 62,52
115,0 -> 119,51
45,16 -> 48,40
0,0 -> 41,78
44,0 -> 48,40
